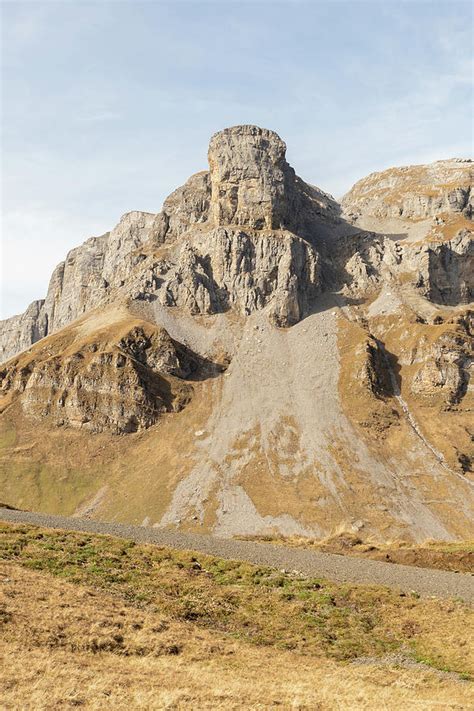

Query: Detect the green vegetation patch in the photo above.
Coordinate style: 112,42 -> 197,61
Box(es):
0,522 -> 472,676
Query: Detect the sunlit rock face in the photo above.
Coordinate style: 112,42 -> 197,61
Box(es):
0,127 -> 472,364
207,125 -> 294,230
341,159 -> 473,222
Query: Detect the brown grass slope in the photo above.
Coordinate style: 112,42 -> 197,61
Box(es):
1,522 -> 473,709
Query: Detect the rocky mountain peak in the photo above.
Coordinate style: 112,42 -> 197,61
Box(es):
1,126 -> 473,541
1,128 -> 472,367
207,125 -> 294,230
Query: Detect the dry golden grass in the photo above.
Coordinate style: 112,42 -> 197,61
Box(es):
2,562 -> 473,710
336,307 -> 474,540
1,520 -> 474,709
2,522 -> 474,671
431,214 -> 473,241
0,303 -> 224,525
0,377 -> 215,524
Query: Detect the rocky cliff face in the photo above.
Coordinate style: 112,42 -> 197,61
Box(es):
1,125 -> 473,541
0,309 -> 221,434
131,226 -> 321,326
150,171 -> 211,246
0,211 -> 156,362
338,159 -> 473,306
335,229 -> 473,307
0,126 -> 340,362
409,315 -> 473,408
0,300 -> 48,364
208,125 -> 292,229
4,130 -> 471,365
342,159 -> 473,222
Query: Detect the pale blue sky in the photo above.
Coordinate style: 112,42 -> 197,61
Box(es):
1,0 -> 473,318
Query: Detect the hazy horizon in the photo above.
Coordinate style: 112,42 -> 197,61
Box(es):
1,0 -> 473,319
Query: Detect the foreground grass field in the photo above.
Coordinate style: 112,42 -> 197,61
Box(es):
1,522 -> 473,709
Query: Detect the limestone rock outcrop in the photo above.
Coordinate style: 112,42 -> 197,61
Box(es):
337,229 -> 474,306
0,300 -> 48,365
1,126 -> 336,363
149,171 -> 211,245
342,159 -> 473,222
208,125 -> 292,229
0,126 -> 473,366
131,226 -> 321,326
40,210 -> 156,335
0,314 -> 203,434
409,316 -> 473,408
1,126 -> 474,540
0,211 -> 156,363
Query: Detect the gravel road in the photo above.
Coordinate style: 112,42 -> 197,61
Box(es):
1,507 -> 473,602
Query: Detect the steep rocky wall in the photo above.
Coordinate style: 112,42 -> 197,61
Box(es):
0,126 -> 334,362
409,317 -> 473,408
149,171 -> 211,245
130,226 -> 321,326
0,300 -> 47,364
1,127 -> 473,366
208,125 -> 293,229
0,212 -> 156,363
336,228 -> 473,306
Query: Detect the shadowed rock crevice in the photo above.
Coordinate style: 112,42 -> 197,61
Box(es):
427,232 -> 473,305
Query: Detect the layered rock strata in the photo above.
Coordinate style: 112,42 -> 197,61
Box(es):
0,314 -> 209,434
0,126 -> 473,539
3,129 -> 472,365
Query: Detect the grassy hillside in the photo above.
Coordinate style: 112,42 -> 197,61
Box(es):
1,522 -> 473,709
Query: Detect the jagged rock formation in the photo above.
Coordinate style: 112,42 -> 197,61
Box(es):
0,309 -> 221,434
0,211 -> 156,363
208,125 -> 290,229
4,129 -> 471,365
409,315 -> 473,407
150,171 -> 211,246
338,159 -> 474,306
336,229 -> 473,306
0,301 -> 47,365
0,126 -> 338,362
0,125 -> 473,541
134,227 -> 320,326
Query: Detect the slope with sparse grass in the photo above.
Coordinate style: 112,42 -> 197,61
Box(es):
1,521 -> 473,710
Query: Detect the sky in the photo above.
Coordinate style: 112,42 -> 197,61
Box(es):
1,0 -> 473,319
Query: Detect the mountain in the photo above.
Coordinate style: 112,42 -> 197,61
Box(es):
0,125 -> 472,541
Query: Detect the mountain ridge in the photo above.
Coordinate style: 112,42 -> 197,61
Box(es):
1,130 -> 471,362
0,125 -> 472,542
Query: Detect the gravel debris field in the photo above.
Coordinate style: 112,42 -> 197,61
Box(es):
1,507 -> 473,602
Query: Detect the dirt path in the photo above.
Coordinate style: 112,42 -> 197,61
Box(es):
1,507 -> 473,602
